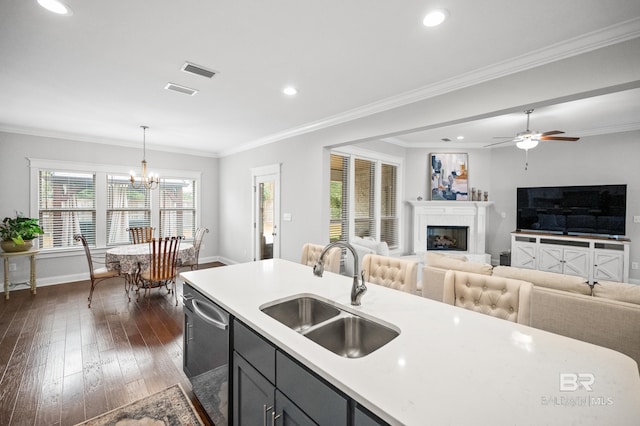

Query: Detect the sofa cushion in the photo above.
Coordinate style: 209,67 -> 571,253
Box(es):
425,252 -> 492,275
593,281 -> 640,305
492,266 -> 591,295
351,236 -> 389,256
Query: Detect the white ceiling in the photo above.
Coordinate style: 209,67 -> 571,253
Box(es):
1,1 -> 640,157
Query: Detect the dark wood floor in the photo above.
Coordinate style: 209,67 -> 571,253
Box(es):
0,262 -> 225,426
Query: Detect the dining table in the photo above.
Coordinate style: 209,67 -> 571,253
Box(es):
106,242 -> 196,288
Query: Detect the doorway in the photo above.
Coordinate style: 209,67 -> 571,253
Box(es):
252,165 -> 281,261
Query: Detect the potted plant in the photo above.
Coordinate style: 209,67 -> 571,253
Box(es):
0,213 -> 44,252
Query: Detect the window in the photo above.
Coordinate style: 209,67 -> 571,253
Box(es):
330,154 -> 349,242
160,178 -> 196,239
107,174 -> 151,244
30,158 -> 201,250
39,170 -> 96,248
329,150 -> 402,250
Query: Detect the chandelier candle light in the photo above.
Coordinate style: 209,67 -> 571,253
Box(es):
130,125 -> 159,190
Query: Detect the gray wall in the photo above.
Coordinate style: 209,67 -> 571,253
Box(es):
0,131 -> 219,285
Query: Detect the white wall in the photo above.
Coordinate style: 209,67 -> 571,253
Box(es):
0,132 -> 219,285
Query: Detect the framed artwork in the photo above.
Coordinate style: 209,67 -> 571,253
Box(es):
429,153 -> 469,200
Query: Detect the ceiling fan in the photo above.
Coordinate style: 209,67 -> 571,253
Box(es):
486,109 -> 580,150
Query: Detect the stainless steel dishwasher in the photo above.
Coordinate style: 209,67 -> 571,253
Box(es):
183,283 -> 230,425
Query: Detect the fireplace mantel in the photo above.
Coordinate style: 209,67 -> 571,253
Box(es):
407,200 -> 494,258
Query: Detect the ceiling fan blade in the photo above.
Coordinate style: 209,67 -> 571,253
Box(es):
540,136 -> 580,141
492,136 -> 514,139
484,139 -> 514,148
541,130 -> 564,136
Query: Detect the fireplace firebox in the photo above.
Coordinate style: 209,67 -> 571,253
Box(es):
427,226 -> 468,251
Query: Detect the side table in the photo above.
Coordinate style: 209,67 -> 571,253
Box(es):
1,248 -> 39,300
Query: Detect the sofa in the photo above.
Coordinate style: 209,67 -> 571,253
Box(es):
344,236 -> 390,276
421,252 -> 640,371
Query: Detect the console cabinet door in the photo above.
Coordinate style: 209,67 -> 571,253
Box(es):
594,250 -> 624,282
562,247 -> 590,278
233,352 -> 275,426
538,246 -> 563,273
511,241 -> 537,269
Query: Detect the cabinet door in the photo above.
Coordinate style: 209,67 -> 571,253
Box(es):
354,404 -> 388,426
594,250 -> 624,282
233,352 -> 275,426
511,242 -> 537,269
539,245 -> 564,273
562,248 -> 590,278
273,390 -> 315,426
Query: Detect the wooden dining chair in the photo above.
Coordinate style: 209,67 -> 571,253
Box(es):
127,226 -> 155,244
138,236 -> 183,305
74,234 -> 124,308
181,227 -> 209,271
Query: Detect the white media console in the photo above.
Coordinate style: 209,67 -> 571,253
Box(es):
510,231 -> 630,283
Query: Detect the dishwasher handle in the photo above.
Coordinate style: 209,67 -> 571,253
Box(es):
192,299 -> 229,330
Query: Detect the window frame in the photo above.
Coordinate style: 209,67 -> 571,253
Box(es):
29,158 -> 202,253
330,147 -> 403,253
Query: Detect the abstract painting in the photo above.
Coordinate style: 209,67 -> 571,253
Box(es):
429,153 -> 469,200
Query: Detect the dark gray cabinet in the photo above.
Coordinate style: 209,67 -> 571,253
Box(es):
232,319 -> 386,426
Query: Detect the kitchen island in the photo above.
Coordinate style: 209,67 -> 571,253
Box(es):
180,259 -> 640,425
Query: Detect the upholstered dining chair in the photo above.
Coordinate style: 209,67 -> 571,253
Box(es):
181,227 -> 209,271
361,254 -> 418,295
74,234 -> 123,308
442,269 -> 533,325
127,226 -> 155,244
301,243 -> 341,274
137,236 -> 183,305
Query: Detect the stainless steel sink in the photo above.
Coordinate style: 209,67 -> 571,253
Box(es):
260,295 -> 400,358
304,316 -> 399,358
261,296 -> 341,332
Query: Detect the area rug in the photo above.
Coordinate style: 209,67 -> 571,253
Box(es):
77,384 -> 204,426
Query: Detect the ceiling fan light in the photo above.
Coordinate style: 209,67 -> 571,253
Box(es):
37,0 -> 73,15
423,9 -> 449,27
516,138 -> 539,150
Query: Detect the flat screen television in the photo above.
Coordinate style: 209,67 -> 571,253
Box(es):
516,184 -> 627,237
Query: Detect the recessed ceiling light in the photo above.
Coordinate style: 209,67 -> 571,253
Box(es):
423,9 -> 448,27
37,0 -> 73,16
283,86 -> 298,96
457,136 -> 464,140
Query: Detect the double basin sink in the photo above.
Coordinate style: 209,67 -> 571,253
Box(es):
260,294 -> 399,358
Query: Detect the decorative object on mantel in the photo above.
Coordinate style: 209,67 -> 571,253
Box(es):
130,125 -> 160,190
0,212 -> 44,252
429,153 -> 468,201
417,196 -> 423,201
77,383 -> 204,426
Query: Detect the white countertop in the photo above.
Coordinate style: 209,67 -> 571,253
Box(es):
180,259 -> 640,425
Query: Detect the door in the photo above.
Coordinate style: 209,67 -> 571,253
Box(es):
252,165 -> 281,261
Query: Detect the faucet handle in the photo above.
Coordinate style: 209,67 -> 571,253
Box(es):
313,261 -> 324,277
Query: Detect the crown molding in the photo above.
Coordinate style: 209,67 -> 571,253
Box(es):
223,17 -> 640,157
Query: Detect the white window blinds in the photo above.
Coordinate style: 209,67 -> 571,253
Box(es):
381,163 -> 399,249
330,154 -> 349,242
160,178 -> 196,239
107,175 -> 151,244
38,170 -> 96,248
354,158 -> 376,238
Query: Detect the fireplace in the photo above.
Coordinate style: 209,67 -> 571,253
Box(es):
408,200 -> 493,263
427,226 -> 468,251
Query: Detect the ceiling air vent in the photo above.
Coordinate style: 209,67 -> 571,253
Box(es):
441,138 -> 451,142
164,82 -> 198,96
181,62 -> 217,79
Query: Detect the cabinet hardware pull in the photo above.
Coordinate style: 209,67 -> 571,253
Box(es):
263,404 -> 273,426
271,411 -> 281,426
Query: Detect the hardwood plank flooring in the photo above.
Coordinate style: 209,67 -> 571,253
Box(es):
0,262 -> 225,426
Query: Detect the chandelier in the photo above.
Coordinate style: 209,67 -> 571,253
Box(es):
130,125 -> 159,190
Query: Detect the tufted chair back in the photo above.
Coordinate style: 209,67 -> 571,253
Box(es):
301,243 -> 341,274
443,270 -> 533,325
361,254 -> 418,294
